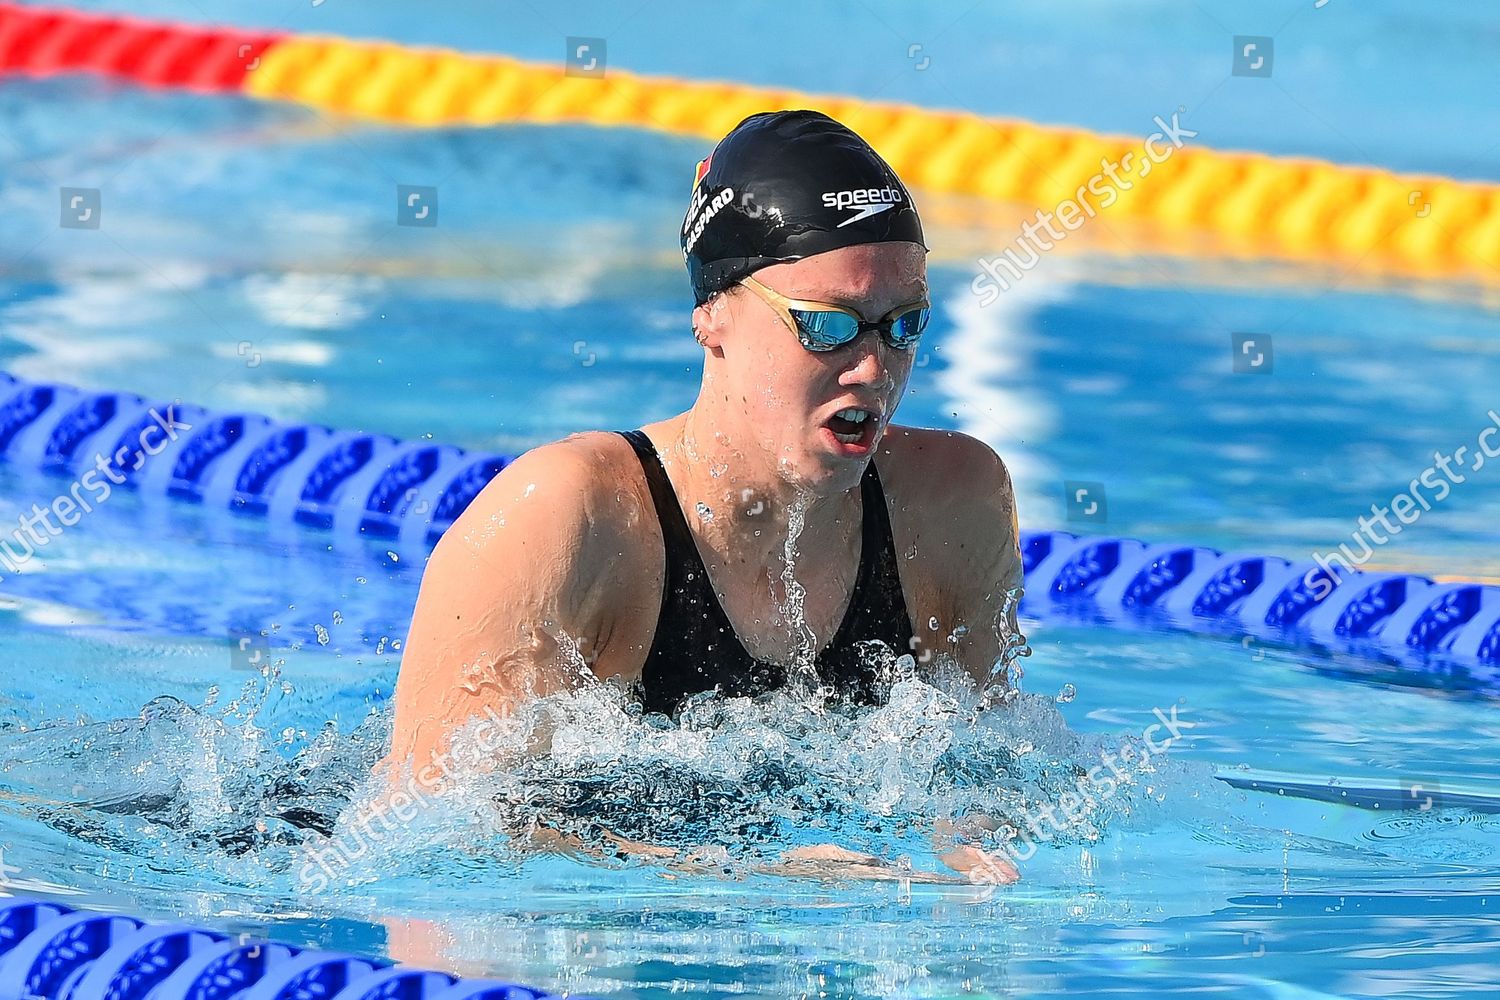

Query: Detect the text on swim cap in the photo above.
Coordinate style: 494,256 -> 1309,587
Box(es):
683,186 -> 735,254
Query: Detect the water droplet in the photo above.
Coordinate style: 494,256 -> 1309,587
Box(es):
331,610 -> 343,625
314,624 -> 330,646
355,577 -> 367,585
1056,683 -> 1076,703
696,501 -> 714,522
524,483 -> 536,497
928,616 -> 940,630
386,551 -> 399,562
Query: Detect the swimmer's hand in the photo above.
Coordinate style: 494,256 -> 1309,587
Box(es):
933,844 -> 1020,886
930,814 -> 1021,886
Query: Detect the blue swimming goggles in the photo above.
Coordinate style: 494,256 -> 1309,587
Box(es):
738,275 -> 930,352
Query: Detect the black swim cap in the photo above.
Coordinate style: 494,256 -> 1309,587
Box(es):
681,110 -> 927,306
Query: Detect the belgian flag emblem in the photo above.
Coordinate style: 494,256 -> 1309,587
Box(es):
692,153 -> 712,191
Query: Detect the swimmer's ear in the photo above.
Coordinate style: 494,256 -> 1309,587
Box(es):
691,291 -> 734,352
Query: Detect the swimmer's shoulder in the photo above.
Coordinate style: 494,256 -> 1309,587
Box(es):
874,426 -> 1020,663
875,423 -> 1018,578
438,429 -> 661,679
874,425 -> 1015,512
449,429 -> 656,571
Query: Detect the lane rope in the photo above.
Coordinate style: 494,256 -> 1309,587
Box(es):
1,2 -> 1497,283
0,896 -> 586,1000
1,372 -> 1497,681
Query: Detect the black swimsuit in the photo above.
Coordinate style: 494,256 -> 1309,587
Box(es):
617,429 -> 916,717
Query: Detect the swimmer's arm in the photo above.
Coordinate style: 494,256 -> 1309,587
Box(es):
919,437 -> 1024,882
530,826 -> 1012,886
384,440 -> 626,781
934,435 -> 1025,693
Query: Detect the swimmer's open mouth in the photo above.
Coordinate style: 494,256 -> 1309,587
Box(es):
821,405 -> 880,450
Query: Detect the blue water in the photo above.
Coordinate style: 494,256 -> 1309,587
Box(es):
1,0 -> 1499,996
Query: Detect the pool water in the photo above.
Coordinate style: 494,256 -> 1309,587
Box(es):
2,0 -> 1499,997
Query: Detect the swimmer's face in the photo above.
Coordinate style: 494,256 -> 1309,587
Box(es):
695,242 -> 927,491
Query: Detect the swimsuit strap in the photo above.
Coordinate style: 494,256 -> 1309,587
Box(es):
618,429 -> 707,577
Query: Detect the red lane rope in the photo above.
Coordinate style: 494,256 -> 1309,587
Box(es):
0,2 -> 284,91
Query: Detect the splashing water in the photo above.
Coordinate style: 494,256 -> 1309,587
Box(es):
989,586 -> 1032,703
0,639 -> 1221,908
315,658 -> 1225,900
774,489 -> 821,692
0,473 -> 1150,908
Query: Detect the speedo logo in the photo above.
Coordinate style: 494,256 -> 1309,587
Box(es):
821,185 -> 904,227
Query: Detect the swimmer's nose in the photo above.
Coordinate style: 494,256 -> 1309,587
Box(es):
840,331 -> 898,389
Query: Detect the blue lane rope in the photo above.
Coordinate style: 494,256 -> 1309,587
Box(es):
1020,530 -> 1500,673
0,897 -> 584,1000
2,373 -> 1498,675
0,372 -> 508,550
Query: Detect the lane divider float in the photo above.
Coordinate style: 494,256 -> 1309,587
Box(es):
0,896 -> 587,1000
0,2 -> 1496,283
1,372 -> 1497,684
